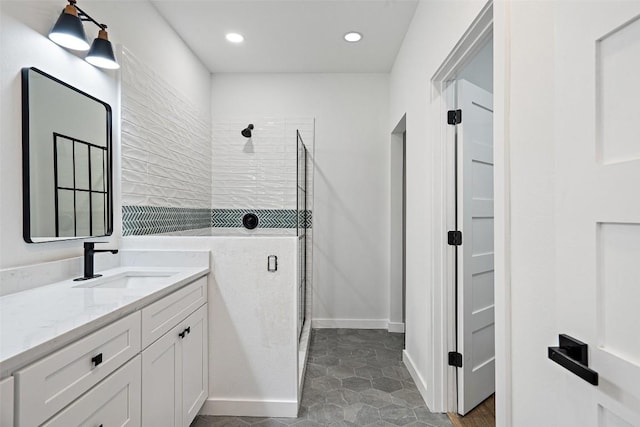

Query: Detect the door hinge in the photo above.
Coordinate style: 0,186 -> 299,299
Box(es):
448,230 -> 462,246
448,352 -> 463,367
447,109 -> 462,125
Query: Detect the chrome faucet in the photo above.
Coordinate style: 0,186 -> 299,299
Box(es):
74,242 -> 119,281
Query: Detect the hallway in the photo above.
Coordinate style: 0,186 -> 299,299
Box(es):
192,329 -> 452,426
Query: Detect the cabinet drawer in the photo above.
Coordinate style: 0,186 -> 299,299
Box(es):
141,277 -> 207,348
41,355 -> 141,427
15,312 -> 141,427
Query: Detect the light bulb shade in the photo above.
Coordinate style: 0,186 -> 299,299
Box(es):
86,31 -> 119,69
48,6 -> 89,51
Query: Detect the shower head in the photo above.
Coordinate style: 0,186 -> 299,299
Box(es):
241,124 -> 254,138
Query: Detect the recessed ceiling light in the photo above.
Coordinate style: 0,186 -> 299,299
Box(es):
344,32 -> 362,43
226,33 -> 244,43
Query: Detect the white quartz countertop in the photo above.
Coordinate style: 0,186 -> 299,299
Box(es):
0,265 -> 208,378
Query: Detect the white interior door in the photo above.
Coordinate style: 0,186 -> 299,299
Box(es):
552,3 -> 640,426
456,79 -> 495,415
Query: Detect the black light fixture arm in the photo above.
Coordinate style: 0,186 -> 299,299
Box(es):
67,0 -> 106,30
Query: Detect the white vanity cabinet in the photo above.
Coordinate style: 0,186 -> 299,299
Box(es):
141,280 -> 208,427
0,377 -> 13,427
8,273 -> 208,427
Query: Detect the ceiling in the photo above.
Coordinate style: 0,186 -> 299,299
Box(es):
150,0 -> 419,73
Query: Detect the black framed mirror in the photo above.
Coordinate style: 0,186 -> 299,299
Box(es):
22,67 -> 113,243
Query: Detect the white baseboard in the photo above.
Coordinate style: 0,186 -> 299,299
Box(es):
311,319 -> 405,333
312,318 -> 391,329
200,398 -> 298,418
403,349 -> 430,408
388,322 -> 405,333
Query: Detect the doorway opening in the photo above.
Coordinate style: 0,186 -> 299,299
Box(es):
430,1 -> 497,424
390,114 -> 407,334
448,35 -> 495,425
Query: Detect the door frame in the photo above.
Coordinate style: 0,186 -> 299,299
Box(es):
428,1 -> 512,423
390,115 -> 407,333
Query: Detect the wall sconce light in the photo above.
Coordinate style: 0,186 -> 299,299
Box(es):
49,0 -> 119,70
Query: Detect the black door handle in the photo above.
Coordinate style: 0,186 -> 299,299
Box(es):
548,334 -> 598,385
179,327 -> 190,339
91,353 -> 103,367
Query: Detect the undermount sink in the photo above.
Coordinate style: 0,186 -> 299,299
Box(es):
73,271 -> 178,290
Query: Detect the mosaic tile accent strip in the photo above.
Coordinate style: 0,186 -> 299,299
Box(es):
298,210 -> 313,229
123,207 -> 313,235
122,206 -> 211,236
211,209 -> 312,229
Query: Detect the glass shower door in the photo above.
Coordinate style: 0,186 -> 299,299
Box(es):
296,131 -> 308,339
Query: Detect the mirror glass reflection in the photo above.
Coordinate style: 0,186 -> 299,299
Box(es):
23,68 -> 112,243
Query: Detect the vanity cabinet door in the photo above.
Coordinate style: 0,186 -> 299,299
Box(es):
142,323 -> 182,427
0,377 -> 13,427
41,355 -> 141,427
142,303 -> 208,427
181,305 -> 208,427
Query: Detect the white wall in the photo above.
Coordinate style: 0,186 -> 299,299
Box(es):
0,0 -> 210,270
120,235 -> 301,417
492,3 -> 595,425
0,1 -> 117,269
391,1 -> 579,423
504,3 -> 559,425
211,73 -> 391,328
389,0 -> 486,411
87,1 -> 211,116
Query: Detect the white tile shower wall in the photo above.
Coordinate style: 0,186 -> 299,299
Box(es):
211,119 -> 314,210
121,47 -> 212,209
212,117 -> 314,331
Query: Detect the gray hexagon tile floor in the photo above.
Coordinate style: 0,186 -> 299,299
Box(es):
191,329 -> 452,427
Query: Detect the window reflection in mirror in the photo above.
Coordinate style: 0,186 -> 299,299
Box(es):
22,68 -> 112,243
